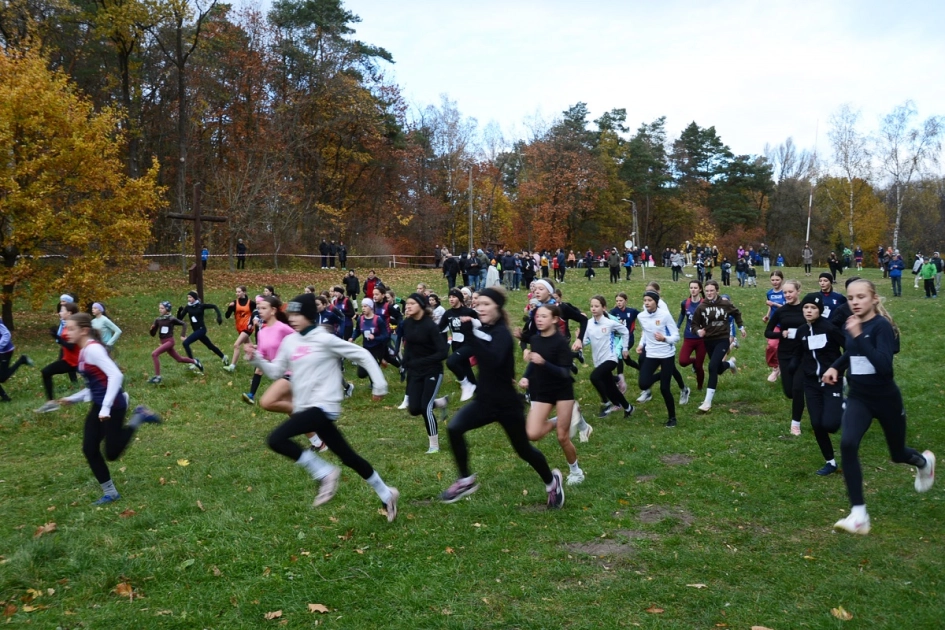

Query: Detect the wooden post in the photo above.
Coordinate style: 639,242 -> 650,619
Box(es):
167,184 -> 227,301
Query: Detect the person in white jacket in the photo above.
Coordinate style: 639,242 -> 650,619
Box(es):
636,290 -> 684,427
583,295 -> 634,419
247,293 -> 400,522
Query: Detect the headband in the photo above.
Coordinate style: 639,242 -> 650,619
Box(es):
479,287 -> 506,308
535,279 -> 555,294
643,290 -> 661,303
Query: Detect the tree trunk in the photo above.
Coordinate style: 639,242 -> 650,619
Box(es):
176,13 -> 187,215
892,182 -> 903,251
847,179 -> 855,247
2,249 -> 17,330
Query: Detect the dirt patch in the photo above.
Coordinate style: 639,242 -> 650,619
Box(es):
614,529 -> 659,541
660,454 -> 693,466
563,541 -> 636,557
638,505 -> 694,527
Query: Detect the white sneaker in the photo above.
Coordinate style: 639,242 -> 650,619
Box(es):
344,383 -> 354,398
459,380 -> 477,402
579,421 -> 594,442
35,401 -> 61,413
698,401 -> 712,413
767,368 -> 780,382
728,357 -> 737,375
313,467 -> 341,507
636,390 -> 652,403
679,387 -> 691,405
224,364 -> 236,373
834,512 -> 871,535
790,420 -> 802,436
915,450 -> 936,493
397,395 -> 409,410
567,469 -> 585,485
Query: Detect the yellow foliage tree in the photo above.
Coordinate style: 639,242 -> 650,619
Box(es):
0,49 -> 166,327
815,176 -> 887,256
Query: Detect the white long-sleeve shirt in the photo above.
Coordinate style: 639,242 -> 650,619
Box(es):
250,326 -> 388,415
636,306 -> 680,359
64,342 -> 124,416
583,315 -> 629,366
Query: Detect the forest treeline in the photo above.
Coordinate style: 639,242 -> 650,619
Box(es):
2,0 -> 944,278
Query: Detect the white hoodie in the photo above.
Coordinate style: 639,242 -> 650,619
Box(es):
636,305 -> 680,359
583,314 -> 629,366
251,326 -> 387,415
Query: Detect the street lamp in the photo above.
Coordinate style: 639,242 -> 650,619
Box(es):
621,198 -> 644,279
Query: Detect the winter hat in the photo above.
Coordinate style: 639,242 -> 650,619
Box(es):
479,287 -> 506,308
644,290 -> 661,303
460,287 -> 472,298
160,301 -> 172,312
818,272 -> 834,283
361,298 -> 375,310
255,295 -> 265,303
406,292 -> 427,309
800,292 -> 824,314
448,288 -> 464,301
187,290 -> 200,301
286,293 -> 318,321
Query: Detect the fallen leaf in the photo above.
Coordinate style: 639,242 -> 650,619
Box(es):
329,516 -> 338,523
119,466 -> 127,473
445,547 -> 454,554
522,489 -> 528,496
155,610 -> 173,616
262,567 -> 271,576
246,486 -> 252,492
33,522 -> 57,539
179,559 -> 195,570
119,509 -> 136,518
21,605 -> 37,613
46,589 -> 55,596
831,606 -> 853,621
339,529 -> 353,541
751,626 -> 775,630
686,583 -> 707,589
159,477 -> 166,485
308,603 -> 329,613
177,459 -> 190,467
264,610 -> 282,620
197,501 -> 205,512
645,606 -> 664,614
113,583 -> 134,599
212,566 -> 222,577
3,604 -> 16,617
47,506 -> 55,511
25,588 -> 42,600
803,555 -> 816,560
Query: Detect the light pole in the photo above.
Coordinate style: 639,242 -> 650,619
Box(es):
621,198 -> 644,279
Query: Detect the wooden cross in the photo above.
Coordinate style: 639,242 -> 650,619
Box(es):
167,184 -> 227,301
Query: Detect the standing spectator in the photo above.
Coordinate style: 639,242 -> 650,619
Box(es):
828,252 -> 842,278
328,240 -> 337,269
623,249 -> 635,280
513,253 -> 523,290
932,251 -> 943,294
608,248 -> 621,283
802,244 -> 813,276
338,241 -> 348,270
344,270 -> 360,301
201,246 -> 209,270
434,245 -> 443,269
685,241 -> 693,266
522,252 -> 536,288
567,250 -> 576,268
236,239 -> 247,269
443,253 -> 459,290
502,250 -> 516,290
920,256 -> 938,298
539,252 -> 550,279
460,252 -> 471,287
362,270 -> 381,298
888,251 -> 905,297
477,249 -> 490,288
556,249 -> 567,283
671,249 -> 684,282
759,243 -> 771,272
720,257 -> 732,286
663,247 -> 671,267
776,253 -> 785,267
319,239 -> 329,269
735,256 -> 748,287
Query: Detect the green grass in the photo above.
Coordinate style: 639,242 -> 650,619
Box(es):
1,266 -> 943,629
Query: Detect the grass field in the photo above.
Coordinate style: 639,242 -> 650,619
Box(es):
1,265 -> 942,629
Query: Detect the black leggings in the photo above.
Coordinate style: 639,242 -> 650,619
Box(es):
447,345 -> 477,384
804,379 -> 842,462
268,406 -> 375,480
840,389 -> 925,506
672,266 -> 681,282
625,266 -> 632,280
83,401 -> 133,484
609,267 -> 620,283
778,353 -> 805,421
407,372 -> 443,437
590,360 -> 630,409
182,328 -> 224,360
0,351 -> 28,399
804,263 -> 812,274
639,356 -> 676,419
704,337 -> 732,390
447,399 -> 552,483
41,359 -> 77,400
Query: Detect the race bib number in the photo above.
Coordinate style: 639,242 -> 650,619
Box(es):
806,334 -> 827,350
160,326 -> 169,335
822,306 -> 831,318
786,328 -> 797,339
850,356 -> 876,375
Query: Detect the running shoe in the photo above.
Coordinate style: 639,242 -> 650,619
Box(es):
575,349 -> 585,364
728,357 -> 738,375
665,418 -> 677,428
790,421 -> 801,436
194,358 -> 204,372
679,387 -> 691,405
834,512 -> 870,535
344,382 -> 355,398
623,404 -> 635,419
222,354 -> 230,366
579,421 -> 594,443
188,363 -> 197,371
148,376 -> 162,384
566,469 -> 585,485
767,368 -> 780,383
547,469 -> 565,509
915,450 -> 936,493
93,494 -> 121,505
242,392 -> 255,405
816,462 -> 838,476
35,401 -> 60,414
698,401 -> 712,413
459,380 -> 477,402
397,395 -> 409,410
384,487 -> 400,522
440,476 -> 480,503
399,366 -> 406,383
224,364 -> 236,373
426,446 -> 440,454
636,390 -> 652,403
130,405 -> 161,425
23,355 -> 35,367
313,467 -> 341,507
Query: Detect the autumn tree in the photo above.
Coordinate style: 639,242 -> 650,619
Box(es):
827,104 -> 872,247
0,49 -> 165,327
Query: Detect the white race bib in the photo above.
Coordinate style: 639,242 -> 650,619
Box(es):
786,328 -> 797,339
160,326 -> 169,335
807,333 -> 827,350
452,332 -> 464,343
823,306 -> 831,318
850,356 -> 876,375
191,316 -> 198,323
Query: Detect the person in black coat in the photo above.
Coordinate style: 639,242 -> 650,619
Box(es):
400,293 -> 449,453
236,239 -> 247,269
319,239 -> 329,269
338,242 -> 348,270
328,240 -> 337,269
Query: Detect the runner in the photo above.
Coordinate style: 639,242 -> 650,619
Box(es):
177,291 -> 227,366
90,303 -> 122,354
148,301 -> 200,383
224,286 -> 255,372
443,288 -> 479,401
676,281 -> 705,393
584,295 -> 635,419
36,302 -> 80,413
636,290 -> 683,427
763,271 -> 785,382
690,281 -> 746,412
400,293 -> 449,453
764,280 -> 806,435
243,296 -> 294,406
0,316 -> 33,402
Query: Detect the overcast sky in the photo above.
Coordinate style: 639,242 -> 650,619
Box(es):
340,0 -> 945,159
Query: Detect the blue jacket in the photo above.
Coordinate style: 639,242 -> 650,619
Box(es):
888,257 -> 905,278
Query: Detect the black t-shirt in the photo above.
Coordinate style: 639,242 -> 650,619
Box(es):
524,331 -> 574,401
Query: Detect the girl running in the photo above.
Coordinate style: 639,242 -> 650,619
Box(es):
440,288 -> 564,508
56,313 -> 161,504
177,291 -> 227,366
638,281 -> 688,405
91,303 -> 122,353
611,292 -> 640,393
149,301 -> 200,383
401,293 -> 450,453
352,298 -> 390,382
690,280 -> 746,413
224,286 -> 254,372
36,302 -> 80,413
444,288 -> 479,401
764,271 -> 785,382
764,279 -> 807,435
794,293 -> 844,476
584,295 -> 634,419
822,280 -> 935,534
677,281 -> 706,392
0,316 -> 33,402
243,296 -> 294,405
521,304 -> 586,484
247,293 -> 400,521
636,290 -> 682,427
